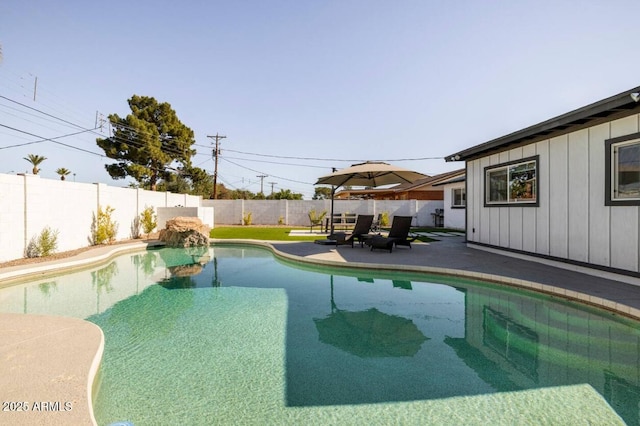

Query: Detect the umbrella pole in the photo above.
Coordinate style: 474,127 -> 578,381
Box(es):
330,167 -> 337,236
330,185 -> 335,236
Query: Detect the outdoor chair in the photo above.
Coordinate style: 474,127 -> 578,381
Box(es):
335,214 -> 374,248
366,215 -> 417,252
308,210 -> 327,232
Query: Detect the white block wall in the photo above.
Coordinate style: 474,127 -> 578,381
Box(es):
0,174 -> 201,262
202,199 -> 445,227
157,207 -> 215,229
0,173 -> 449,263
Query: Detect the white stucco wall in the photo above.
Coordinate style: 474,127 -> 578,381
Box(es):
465,114 -> 640,274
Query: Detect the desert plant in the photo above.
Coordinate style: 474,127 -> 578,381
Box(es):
140,206 -> 157,237
308,209 -> 327,225
243,211 -> 252,225
25,226 -> 59,258
380,211 -> 390,227
23,154 -> 47,175
92,205 -> 118,245
25,236 -> 40,258
56,167 -> 71,180
131,216 -> 141,239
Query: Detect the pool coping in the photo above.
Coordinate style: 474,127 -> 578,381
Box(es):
1,238 -> 639,425
214,239 -> 640,321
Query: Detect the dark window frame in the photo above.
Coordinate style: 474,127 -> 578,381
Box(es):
484,155 -> 540,207
605,132 -> 640,206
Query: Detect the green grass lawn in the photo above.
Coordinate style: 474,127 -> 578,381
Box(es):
210,227 -> 320,241
209,226 -> 457,242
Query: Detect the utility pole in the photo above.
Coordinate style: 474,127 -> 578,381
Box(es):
268,181 -> 277,195
256,174 -> 267,194
207,133 -> 227,199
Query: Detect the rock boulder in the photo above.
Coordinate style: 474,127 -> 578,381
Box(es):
158,217 -> 211,248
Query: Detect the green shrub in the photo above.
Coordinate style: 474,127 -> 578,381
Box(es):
140,206 -> 157,236
25,226 -> 59,258
308,209 -> 327,225
243,211 -> 252,226
278,215 -> 285,225
380,211 -> 390,227
92,205 -> 118,245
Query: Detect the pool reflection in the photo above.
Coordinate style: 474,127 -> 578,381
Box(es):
2,246 -> 640,425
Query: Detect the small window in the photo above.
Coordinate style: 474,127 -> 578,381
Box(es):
606,134 -> 640,205
484,156 -> 539,206
452,188 -> 465,207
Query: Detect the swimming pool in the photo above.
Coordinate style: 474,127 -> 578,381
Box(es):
0,245 -> 636,425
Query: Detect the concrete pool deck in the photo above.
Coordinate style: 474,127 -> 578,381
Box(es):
1,237 -> 639,425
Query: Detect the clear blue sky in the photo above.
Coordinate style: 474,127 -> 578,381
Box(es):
2,0 -> 640,198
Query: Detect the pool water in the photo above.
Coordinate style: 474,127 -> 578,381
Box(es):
0,245 -> 637,425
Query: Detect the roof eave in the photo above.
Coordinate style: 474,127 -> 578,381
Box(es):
445,86 -> 640,162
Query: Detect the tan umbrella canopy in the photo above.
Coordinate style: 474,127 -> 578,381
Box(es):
315,161 -> 427,188
313,275 -> 428,358
315,161 -> 427,235
314,307 -> 428,358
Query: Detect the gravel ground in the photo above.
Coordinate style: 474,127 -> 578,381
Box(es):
0,238 -> 154,269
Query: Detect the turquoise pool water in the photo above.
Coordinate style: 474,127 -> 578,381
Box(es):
0,245 -> 637,425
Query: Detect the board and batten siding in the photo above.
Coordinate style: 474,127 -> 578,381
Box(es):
466,114 -> 640,274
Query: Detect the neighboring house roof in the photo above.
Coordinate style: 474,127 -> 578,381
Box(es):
335,168 -> 464,198
431,173 -> 465,187
390,168 -> 465,191
445,85 -> 640,162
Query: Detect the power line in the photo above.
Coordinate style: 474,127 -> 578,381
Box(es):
220,157 -> 313,186
0,94 -> 193,159
223,155 -> 328,169
0,94 -> 86,131
222,148 -> 444,162
0,123 -> 103,156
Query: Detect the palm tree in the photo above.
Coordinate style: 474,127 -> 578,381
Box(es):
56,168 -> 71,181
23,154 -> 47,175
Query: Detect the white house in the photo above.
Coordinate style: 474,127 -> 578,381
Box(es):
446,86 -> 640,281
433,172 -> 466,230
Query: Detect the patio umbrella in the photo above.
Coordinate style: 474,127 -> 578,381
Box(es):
315,161 -> 428,235
313,274 -> 428,358
314,307 -> 428,358
316,161 -> 427,188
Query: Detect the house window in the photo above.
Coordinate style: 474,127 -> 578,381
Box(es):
606,133 -> 640,205
452,188 -> 465,207
484,156 -> 539,206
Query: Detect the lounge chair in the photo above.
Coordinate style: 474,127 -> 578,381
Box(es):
366,215 -> 417,252
335,214 -> 374,248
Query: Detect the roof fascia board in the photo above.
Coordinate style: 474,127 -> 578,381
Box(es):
446,86 -> 640,162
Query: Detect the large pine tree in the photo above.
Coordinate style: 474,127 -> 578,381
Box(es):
96,95 -> 196,190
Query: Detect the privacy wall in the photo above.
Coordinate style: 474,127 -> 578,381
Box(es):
0,174 -> 201,263
202,199 -> 445,227
466,114 -> 640,274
